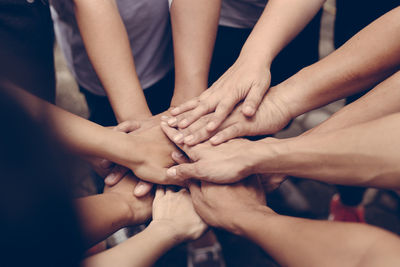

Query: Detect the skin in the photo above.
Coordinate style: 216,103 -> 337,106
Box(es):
82,186 -> 207,267
76,174 -> 153,249
189,181 -> 400,267
168,0 -> 325,132
161,111 -> 400,189
8,86 -> 178,185
165,6 -> 400,146
169,0 -> 221,106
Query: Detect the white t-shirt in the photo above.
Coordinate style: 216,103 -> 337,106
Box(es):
168,0 -> 268,29
51,0 -> 173,96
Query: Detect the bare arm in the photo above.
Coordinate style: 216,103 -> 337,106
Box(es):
75,174 -> 152,248
73,0 -> 151,122
238,207 -> 400,267
83,186 -> 207,267
169,0 -> 324,130
170,0 -> 221,106
306,70 -> 400,134
165,6 -> 400,146
190,180 -> 400,267
281,6 -> 400,120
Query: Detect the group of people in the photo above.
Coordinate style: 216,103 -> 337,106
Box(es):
1,0 -> 400,266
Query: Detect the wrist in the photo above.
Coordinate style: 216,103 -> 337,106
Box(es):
104,130 -> 143,170
251,138 -> 289,175
148,220 -> 183,246
232,205 -> 276,236
239,41 -> 273,68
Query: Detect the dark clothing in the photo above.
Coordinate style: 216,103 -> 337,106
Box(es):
80,70 -> 175,127
209,10 -> 322,86
0,0 -> 55,102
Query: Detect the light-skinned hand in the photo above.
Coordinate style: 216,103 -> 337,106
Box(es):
151,186 -> 208,243
189,176 -> 268,235
168,58 -> 271,132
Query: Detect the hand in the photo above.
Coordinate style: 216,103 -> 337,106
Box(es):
151,186 -> 208,242
103,173 -> 154,225
104,120 -> 155,197
257,173 -> 287,193
86,121 -> 142,179
189,176 -> 269,235
161,122 -> 257,184
163,88 -> 292,146
169,58 -> 271,131
109,112 -> 183,189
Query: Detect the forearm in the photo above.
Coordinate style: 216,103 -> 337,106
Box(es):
255,113 -> 400,189
307,70 -> 400,134
10,86 -> 143,170
239,0 -> 324,66
83,222 -> 178,267
75,194 -> 133,248
235,206 -> 400,267
170,0 -> 221,106
279,6 -> 400,119
73,0 -> 151,121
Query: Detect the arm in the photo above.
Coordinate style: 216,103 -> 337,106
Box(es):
169,0 -> 324,130
169,0 -> 221,106
73,0 -> 151,121
76,174 -> 153,248
166,6 -> 400,146
190,181 -> 400,267
306,70 -> 400,134
161,113 -> 400,189
83,186 -> 207,267
10,86 -> 174,184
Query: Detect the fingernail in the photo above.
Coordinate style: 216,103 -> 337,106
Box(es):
243,106 -> 254,115
167,168 -> 177,177
105,173 -> 116,184
172,151 -> 183,158
161,121 -> 168,126
161,115 -> 169,121
207,121 -> 216,130
171,107 -> 180,115
179,119 -> 188,128
174,133 -> 184,143
210,136 -> 219,143
184,135 -> 194,143
134,184 -> 146,196
168,117 -> 177,125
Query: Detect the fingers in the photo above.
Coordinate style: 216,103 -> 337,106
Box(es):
170,98 -> 199,116
104,165 -> 129,186
115,120 -> 141,133
242,82 -> 269,117
134,180 -> 154,197
172,151 -> 189,164
154,185 -> 165,202
160,122 -> 186,148
166,163 -> 205,182
206,98 -> 237,132
210,124 -> 243,145
170,98 -> 218,129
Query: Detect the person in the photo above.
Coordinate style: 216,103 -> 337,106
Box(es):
0,88 -> 207,267
51,0 -> 221,195
0,0 -> 55,102
330,0 -> 399,223
188,178 -> 400,267
163,5 -> 400,146
168,0 -> 324,133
